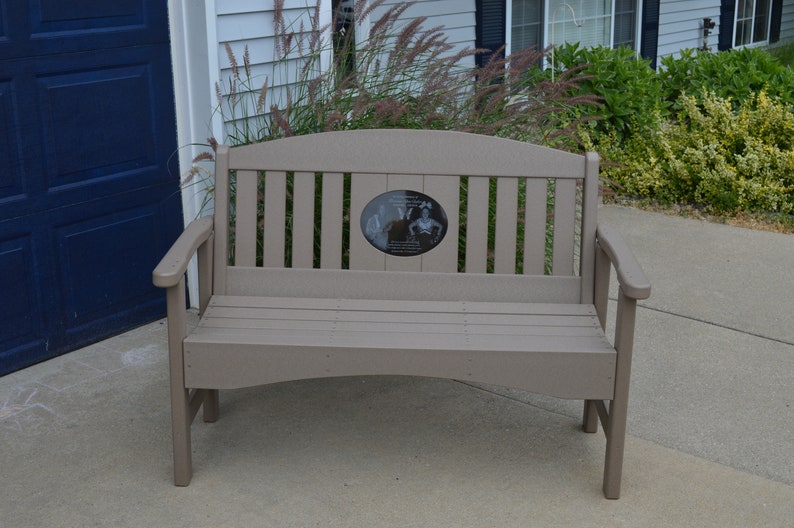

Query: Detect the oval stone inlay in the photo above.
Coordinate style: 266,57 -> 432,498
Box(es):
360,190 -> 448,256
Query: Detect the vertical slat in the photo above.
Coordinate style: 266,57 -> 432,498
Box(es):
465,176 -> 490,273
579,152 -> 600,303
421,175 -> 460,273
523,178 -> 549,275
197,232 -> 214,315
234,170 -> 258,267
320,172 -> 344,269
493,177 -> 518,274
349,172 -> 387,270
291,171 -> 316,268
263,171 -> 287,268
594,241 -> 611,331
213,145 -> 230,294
552,178 -> 577,276
386,174 -> 423,272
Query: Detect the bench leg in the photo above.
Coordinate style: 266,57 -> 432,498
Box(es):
602,289 -> 638,499
602,397 -> 628,499
582,400 -> 599,433
166,281 -> 193,486
203,390 -> 220,423
170,385 -> 193,486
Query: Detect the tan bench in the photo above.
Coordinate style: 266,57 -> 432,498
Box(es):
153,129 -> 650,498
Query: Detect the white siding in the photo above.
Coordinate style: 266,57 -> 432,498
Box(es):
373,0 -> 476,64
656,0 -> 721,60
212,1 -> 333,141
211,0 -> 476,142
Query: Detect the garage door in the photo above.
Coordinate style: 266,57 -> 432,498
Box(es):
0,1 -> 183,375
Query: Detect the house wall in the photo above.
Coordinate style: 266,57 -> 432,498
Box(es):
213,1 -> 327,141
656,0 -> 721,59
375,0 -> 476,64
209,1 -> 476,141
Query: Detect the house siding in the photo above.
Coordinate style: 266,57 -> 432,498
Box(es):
372,0 -> 476,65
212,2 -> 326,137
656,0 -> 721,59
215,1 -> 318,87
211,0 -> 475,140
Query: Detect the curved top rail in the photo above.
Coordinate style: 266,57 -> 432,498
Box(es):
223,129 -> 591,179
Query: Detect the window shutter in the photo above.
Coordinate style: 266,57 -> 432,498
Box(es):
718,0 -> 735,51
770,0 -> 783,43
475,0 -> 506,67
640,0 -> 660,69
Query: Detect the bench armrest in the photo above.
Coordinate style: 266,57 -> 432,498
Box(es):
595,224 -> 651,300
153,216 -> 214,288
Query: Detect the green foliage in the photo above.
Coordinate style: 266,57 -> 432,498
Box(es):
659,47 -> 794,110
769,42 -> 794,67
566,44 -> 794,219
551,43 -> 665,139
589,91 -> 794,215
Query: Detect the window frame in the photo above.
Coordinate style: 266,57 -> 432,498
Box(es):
505,0 -> 643,57
732,0 -> 773,48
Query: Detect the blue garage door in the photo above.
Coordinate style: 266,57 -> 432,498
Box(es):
0,1 -> 182,375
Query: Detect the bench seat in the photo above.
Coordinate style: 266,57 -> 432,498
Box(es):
184,295 -> 616,399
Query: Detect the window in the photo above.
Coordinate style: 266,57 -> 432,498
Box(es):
734,0 -> 772,47
508,0 -> 639,55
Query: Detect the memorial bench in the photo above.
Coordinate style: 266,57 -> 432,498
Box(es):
152,129 -> 650,498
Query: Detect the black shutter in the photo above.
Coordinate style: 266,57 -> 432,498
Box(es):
770,0 -> 783,43
718,0 -> 735,51
640,0 -> 661,69
475,0 -> 506,67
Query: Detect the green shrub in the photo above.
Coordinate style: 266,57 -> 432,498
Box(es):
589,91 -> 794,214
551,43 -> 665,139
769,42 -> 794,67
659,47 -> 794,110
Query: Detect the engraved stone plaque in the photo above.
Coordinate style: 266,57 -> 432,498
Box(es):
360,190 -> 448,256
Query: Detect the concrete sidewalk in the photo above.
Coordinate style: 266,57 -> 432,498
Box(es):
2,205 -> 793,527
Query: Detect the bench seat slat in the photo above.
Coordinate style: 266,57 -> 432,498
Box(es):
183,295 -> 616,399
192,297 -> 606,337
206,295 -> 598,316
198,308 -> 601,328
189,318 -> 604,337
187,325 -> 610,350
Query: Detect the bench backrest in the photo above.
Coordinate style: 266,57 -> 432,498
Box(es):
212,129 -> 600,304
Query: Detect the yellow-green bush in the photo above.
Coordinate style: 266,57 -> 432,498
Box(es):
589,91 -> 794,214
